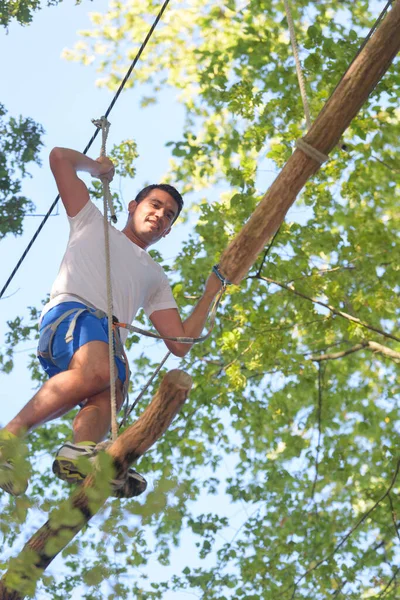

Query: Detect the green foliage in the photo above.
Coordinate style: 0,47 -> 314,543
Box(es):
2,0 -> 400,599
0,0 -> 81,28
0,104 -> 44,239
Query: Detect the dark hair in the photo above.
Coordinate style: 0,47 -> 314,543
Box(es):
134,184 -> 183,222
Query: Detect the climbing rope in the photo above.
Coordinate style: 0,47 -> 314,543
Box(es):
0,0 -> 172,300
283,0 -> 312,131
92,116 -> 119,441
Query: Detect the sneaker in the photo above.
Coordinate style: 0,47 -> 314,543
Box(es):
52,441 -> 97,484
0,430 -> 29,496
111,469 -> 147,499
53,441 -> 147,498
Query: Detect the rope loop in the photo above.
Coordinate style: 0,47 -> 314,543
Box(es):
296,138 -> 330,164
92,116 -> 110,157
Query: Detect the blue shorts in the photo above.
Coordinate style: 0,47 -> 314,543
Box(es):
37,302 -> 127,385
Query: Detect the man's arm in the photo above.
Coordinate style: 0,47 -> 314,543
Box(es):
150,272 -> 223,357
49,147 -> 114,217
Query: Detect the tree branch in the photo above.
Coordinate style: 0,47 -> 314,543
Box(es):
377,565 -> 400,599
309,341 -> 400,363
388,493 -> 400,543
310,364 -> 324,503
254,228 -> 281,278
256,275 -> 400,343
367,341 -> 400,362
285,457 -> 400,595
309,343 -> 368,361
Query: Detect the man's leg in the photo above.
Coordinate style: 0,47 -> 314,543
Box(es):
52,352 -> 147,498
5,340 -> 113,437
72,384 -> 124,444
70,336 -> 125,443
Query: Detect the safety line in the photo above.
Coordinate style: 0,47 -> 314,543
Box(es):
283,0 -> 312,130
0,0 -> 171,301
95,116 -> 119,441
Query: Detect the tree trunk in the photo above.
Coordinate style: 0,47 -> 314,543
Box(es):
218,0 -> 400,284
0,369 -> 192,600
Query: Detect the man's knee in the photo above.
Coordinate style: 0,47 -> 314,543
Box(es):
79,380 -> 124,412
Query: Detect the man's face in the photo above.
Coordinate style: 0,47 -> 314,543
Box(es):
128,189 -> 179,247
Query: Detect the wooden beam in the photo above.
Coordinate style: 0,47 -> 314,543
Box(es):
218,0 -> 400,284
0,369 -> 192,600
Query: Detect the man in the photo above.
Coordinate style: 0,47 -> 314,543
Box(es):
0,147 -> 222,498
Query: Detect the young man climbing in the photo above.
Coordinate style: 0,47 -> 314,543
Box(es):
0,147 -> 222,498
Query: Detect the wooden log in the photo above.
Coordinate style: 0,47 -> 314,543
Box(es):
218,0 -> 400,284
0,369 -> 192,600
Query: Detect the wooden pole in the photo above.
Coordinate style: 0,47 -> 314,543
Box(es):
218,0 -> 400,284
0,369 -> 192,600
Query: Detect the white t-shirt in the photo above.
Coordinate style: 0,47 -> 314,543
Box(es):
41,200 -> 177,343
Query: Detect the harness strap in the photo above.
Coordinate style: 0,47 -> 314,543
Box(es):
38,301 -> 131,402
65,308 -> 90,344
39,308 -> 86,363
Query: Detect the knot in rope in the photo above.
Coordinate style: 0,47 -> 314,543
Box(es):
92,116 -> 117,224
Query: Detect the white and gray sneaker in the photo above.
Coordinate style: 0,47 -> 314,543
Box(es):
52,441 -> 147,498
52,441 -> 96,484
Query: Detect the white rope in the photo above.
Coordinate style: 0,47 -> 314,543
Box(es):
92,116 -> 119,442
296,138 -> 330,164
283,0 -> 312,131
92,118 -> 117,223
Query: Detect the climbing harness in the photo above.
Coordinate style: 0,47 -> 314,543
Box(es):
37,296 -> 130,402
